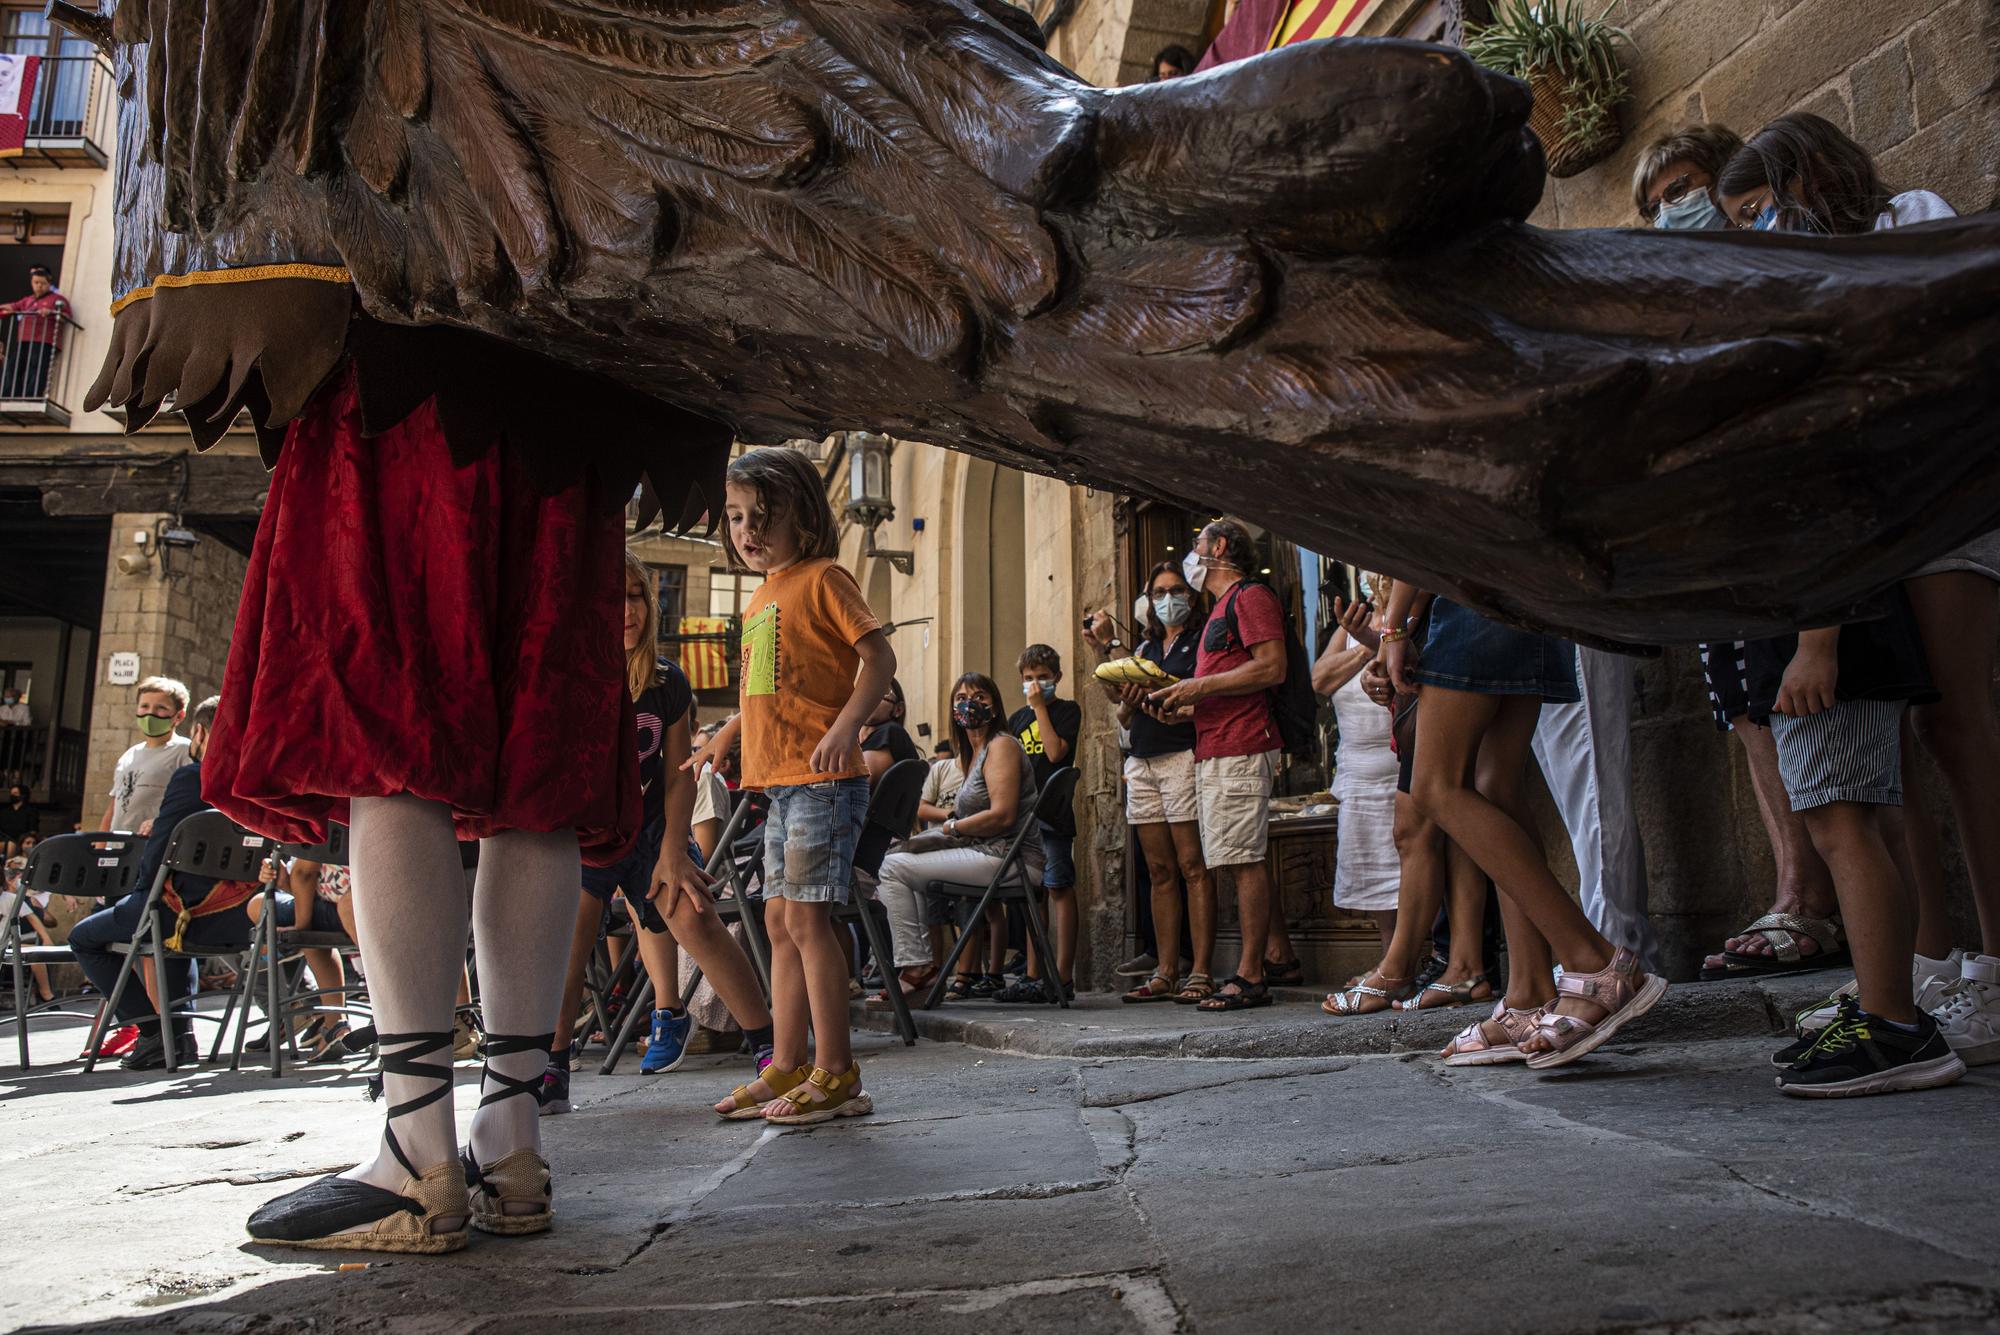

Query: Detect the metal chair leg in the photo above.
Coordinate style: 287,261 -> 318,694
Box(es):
209,949 -> 252,1063
1018,889 -> 1067,1009
925,887 -> 997,1010
83,914 -> 151,1074
856,901 -> 917,1045
152,928 -> 178,1070
231,914 -> 262,1072
5,909 -> 26,1069
598,973 -> 656,1076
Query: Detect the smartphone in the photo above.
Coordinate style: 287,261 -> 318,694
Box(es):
637,896 -> 668,933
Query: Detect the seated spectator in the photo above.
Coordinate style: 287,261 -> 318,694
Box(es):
69,696 -> 256,1071
244,856 -> 358,1060
3,844 -> 57,1004
1150,44 -> 1196,80
918,739 -> 965,831
0,265 -> 71,399
860,677 -> 923,782
875,674 -> 1040,1002
102,676 -> 194,837
0,688 -> 29,727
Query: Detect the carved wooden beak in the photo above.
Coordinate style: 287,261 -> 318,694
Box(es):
43,1 -> 112,54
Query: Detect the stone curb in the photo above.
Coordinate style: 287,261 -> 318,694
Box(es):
852,969 -> 1847,1061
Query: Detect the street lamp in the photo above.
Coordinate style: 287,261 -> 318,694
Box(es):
842,431 -> 915,574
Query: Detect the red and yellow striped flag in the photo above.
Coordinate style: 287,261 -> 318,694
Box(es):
1269,0 -> 1387,47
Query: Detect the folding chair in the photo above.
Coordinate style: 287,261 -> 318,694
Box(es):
598,789 -> 771,1075
1,832 -> 146,1068
233,824 -> 365,1076
923,767 -> 1081,1010
841,758 -> 928,1046
82,811 -> 271,1073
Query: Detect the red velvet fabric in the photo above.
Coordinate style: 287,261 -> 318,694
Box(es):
204,366 -> 640,866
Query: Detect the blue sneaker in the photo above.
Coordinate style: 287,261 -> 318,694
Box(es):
641,1009 -> 692,1075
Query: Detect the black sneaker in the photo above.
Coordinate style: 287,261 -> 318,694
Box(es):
993,978 -> 1050,1004
969,973 -> 1003,998
1410,953 -> 1448,995
121,1028 -> 197,1071
1769,1033 -> 1818,1068
538,1061 -> 573,1115
1775,998 -> 1966,1098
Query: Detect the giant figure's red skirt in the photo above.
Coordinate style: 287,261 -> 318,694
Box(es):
204,367 -> 641,865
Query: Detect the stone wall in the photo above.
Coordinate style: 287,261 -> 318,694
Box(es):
1532,0 -> 2000,228
82,515 -> 249,819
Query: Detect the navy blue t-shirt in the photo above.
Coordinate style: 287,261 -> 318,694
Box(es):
635,660 -> 695,829
1127,630 -> 1200,759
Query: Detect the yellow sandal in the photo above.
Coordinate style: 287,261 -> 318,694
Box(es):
717,1063 -> 809,1121
763,1064 -> 874,1125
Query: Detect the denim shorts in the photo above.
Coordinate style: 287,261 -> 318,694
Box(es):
762,777 -> 869,905
581,818 -> 667,902
1409,598 -> 1580,702
1039,826 -> 1076,890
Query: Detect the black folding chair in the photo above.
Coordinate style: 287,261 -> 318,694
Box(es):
82,811 -> 271,1073
1,832 -> 146,1068
233,824 -> 366,1076
923,768 -> 1081,1010
843,758 -> 928,1046
599,789 -> 772,1075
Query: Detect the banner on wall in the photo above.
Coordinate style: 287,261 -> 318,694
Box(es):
1196,0 -> 1390,71
0,54 -> 41,159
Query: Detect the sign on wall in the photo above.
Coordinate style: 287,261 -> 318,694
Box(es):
107,652 -> 140,686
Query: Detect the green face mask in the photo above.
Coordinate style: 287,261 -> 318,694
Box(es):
136,714 -> 176,738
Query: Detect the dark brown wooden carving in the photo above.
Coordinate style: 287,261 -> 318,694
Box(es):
70,0 -> 2000,643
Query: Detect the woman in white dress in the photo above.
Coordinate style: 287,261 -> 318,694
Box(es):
1315,581 -> 1400,949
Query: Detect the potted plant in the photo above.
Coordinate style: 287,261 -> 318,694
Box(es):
1466,0 -> 1634,179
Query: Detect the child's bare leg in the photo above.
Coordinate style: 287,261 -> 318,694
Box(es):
1049,887 -> 1077,983
791,901 -> 853,1073
1805,801 -> 1918,1022
551,891 -> 604,1057
663,895 -> 772,1030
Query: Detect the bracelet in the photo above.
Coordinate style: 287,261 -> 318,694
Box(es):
1380,623 -> 1414,644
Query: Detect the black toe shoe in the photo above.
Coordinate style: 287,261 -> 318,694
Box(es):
120,1030 -> 196,1070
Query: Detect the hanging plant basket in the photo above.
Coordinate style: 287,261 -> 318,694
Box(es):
1467,1 -> 1634,181
1527,67 -> 1625,178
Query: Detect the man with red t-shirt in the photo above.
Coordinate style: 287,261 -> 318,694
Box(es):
1148,518 -> 1287,1010
0,266 -> 71,398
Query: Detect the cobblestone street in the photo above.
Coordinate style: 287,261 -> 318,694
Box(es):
7,981 -> 1999,1334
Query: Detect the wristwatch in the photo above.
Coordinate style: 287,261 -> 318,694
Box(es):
945,818 -> 958,836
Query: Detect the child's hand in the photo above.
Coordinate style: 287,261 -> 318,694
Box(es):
1775,642 -> 1839,716
1380,637 -> 1418,696
259,858 -> 279,886
812,727 -> 861,775
650,846 -> 712,918
682,729 -> 728,774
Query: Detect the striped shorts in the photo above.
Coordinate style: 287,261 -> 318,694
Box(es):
1770,699 -> 1905,812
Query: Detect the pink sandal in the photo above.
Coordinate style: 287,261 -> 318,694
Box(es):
1439,1001 -> 1543,1066
1523,949 -> 1667,1069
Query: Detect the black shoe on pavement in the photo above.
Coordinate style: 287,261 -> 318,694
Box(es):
122,1028 -> 197,1071
992,978 -> 1046,1003
1775,998 -> 1966,1098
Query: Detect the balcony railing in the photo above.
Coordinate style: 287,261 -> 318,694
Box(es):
9,53 -> 114,168
0,309 -> 83,426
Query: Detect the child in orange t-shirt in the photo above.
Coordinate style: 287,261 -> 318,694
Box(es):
690,447 -> 896,1123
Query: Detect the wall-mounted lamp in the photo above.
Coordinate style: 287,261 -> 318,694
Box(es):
10,210 -> 31,245
841,431 -> 915,575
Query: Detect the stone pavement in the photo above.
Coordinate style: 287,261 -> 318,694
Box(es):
5,979 -> 1999,1334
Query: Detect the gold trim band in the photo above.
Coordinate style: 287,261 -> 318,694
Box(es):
110,263 -> 353,316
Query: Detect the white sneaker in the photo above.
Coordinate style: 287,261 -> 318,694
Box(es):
1914,948 -> 1966,1013
1796,978 -> 1859,1035
1932,953 -> 2000,1067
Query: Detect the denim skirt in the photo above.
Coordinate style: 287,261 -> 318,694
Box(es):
1409,598 -> 1581,702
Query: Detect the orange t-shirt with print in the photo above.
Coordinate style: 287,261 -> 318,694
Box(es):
738,557 -> 881,789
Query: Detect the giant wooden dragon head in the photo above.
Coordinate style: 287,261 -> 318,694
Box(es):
58,0 -> 2000,642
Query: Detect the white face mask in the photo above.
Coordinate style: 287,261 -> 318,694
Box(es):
1182,549 -> 1209,593
1153,592 -> 1192,626
1132,593 -> 1152,627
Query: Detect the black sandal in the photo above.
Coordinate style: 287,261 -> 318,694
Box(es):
246,1030 -> 469,1253
461,1030 -> 556,1236
1263,959 -> 1305,988
1196,975 -> 1273,1011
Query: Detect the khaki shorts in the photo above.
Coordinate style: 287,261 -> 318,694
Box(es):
1194,750 -> 1279,868
1124,749 -> 1198,826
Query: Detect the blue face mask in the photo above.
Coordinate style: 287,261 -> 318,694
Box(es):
1653,192 -> 1723,232
1752,203 -> 1781,232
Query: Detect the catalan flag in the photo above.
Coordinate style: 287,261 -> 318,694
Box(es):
1194,0 -> 1388,71
1269,0 -> 1387,46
